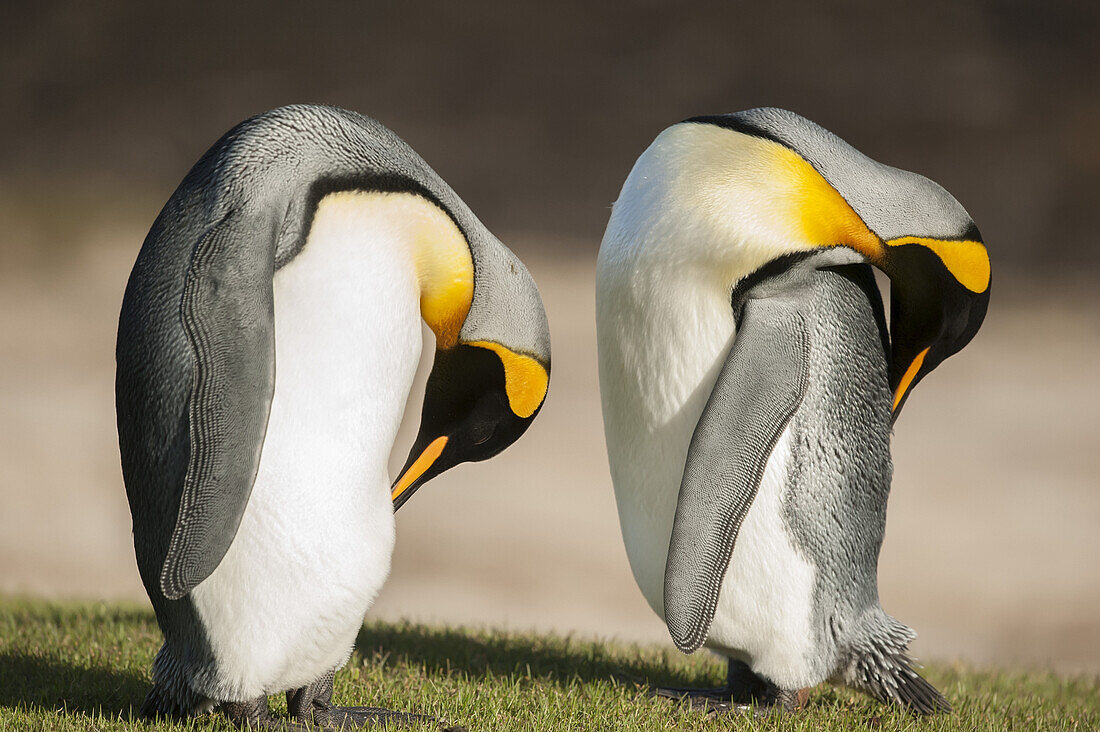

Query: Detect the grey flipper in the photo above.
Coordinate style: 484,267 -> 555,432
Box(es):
118,189 -> 281,714
161,208 -> 279,599
663,290 -> 810,653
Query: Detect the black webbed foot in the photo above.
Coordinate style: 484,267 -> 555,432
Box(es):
286,668 -> 461,730
652,659 -> 805,715
219,695 -> 278,728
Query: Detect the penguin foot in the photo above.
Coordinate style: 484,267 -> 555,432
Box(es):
652,686 -> 808,716
219,695 -> 276,727
286,669 -> 462,730
651,659 -> 807,715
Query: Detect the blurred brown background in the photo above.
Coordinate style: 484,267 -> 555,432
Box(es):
2,1 -> 1098,674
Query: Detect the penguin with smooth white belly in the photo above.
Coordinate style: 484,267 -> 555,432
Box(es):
116,104 -> 550,728
596,108 -> 990,714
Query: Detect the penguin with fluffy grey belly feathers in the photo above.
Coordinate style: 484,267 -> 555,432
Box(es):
116,104 -> 550,728
596,108 -> 990,714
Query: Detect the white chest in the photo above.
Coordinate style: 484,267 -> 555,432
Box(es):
190,195 -> 425,699
704,425 -> 817,688
596,259 -> 737,614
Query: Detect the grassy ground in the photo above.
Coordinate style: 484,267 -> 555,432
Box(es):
1,598 -> 1096,731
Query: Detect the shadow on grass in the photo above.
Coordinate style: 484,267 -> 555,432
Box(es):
0,652 -> 146,720
355,622 -> 723,691
0,610 -> 722,723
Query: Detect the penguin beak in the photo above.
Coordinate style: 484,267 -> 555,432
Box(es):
391,343 -> 548,512
392,435 -> 448,510
878,235 -> 990,418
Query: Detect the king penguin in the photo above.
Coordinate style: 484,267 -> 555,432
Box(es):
596,108 -> 990,714
116,104 -> 550,728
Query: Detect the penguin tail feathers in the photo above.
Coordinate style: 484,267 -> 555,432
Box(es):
840,611 -> 951,715
139,644 -> 214,720
139,682 -> 186,720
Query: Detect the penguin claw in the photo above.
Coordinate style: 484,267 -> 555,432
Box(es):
283,669 -> 462,729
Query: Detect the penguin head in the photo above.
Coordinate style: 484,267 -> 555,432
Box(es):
392,226 -> 550,510
618,108 -> 989,418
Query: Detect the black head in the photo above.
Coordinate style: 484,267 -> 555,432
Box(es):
391,343 -> 546,510
882,237 -> 991,416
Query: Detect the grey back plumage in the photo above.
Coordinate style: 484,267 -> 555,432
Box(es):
663,248 -> 881,653
781,259 -> 894,664
779,258 -> 949,713
661,248 -> 947,711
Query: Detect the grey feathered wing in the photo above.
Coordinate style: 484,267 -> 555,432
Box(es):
663,295 -> 810,653
159,207 -> 278,600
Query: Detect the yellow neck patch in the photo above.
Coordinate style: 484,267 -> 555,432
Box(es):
467,341 -> 548,419
762,142 -> 990,295
886,236 -> 990,293
769,144 -> 884,261
405,202 -> 475,349
310,191 -> 474,348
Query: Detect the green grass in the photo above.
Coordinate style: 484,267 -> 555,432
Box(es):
0,598 -> 1096,731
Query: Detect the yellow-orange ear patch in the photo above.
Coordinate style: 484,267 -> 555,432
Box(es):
408,204 -> 474,349
773,144 -> 883,261
308,191 -> 474,349
886,237 -> 990,294
468,341 -> 548,419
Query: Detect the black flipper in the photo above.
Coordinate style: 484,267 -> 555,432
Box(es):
159,208 -> 278,600
663,294 -> 810,653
